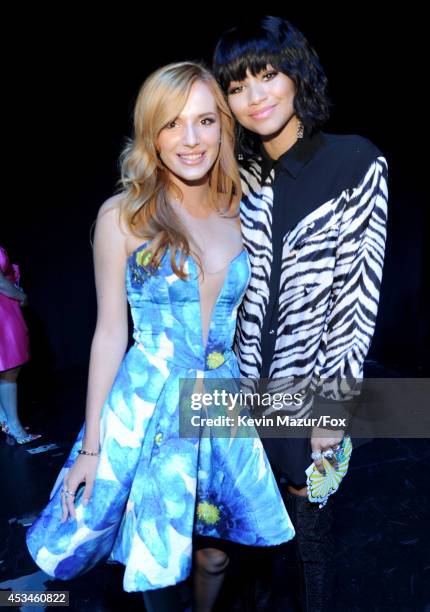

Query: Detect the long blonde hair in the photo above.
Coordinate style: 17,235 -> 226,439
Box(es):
114,61 -> 241,278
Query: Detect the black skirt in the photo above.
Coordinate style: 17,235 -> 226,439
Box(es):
261,435 -> 313,489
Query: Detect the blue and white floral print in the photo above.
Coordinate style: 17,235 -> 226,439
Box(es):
26,242 -> 295,592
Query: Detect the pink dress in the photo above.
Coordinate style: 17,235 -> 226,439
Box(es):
0,246 -> 30,371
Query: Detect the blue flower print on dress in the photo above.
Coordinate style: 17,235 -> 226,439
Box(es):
25,240 -> 295,592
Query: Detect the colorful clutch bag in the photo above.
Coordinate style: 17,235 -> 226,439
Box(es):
305,435 -> 353,508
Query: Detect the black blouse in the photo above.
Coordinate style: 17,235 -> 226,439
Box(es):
234,128 -> 389,425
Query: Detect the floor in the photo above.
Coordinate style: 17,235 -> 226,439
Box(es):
0,367 -> 429,611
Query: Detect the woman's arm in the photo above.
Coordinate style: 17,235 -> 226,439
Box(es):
82,197 -> 129,451
0,269 -> 27,301
308,154 -> 388,473
310,155 -> 389,427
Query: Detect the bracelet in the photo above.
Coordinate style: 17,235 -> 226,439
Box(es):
78,448 -> 100,456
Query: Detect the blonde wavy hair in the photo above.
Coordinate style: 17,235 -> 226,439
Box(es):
112,61 -> 241,279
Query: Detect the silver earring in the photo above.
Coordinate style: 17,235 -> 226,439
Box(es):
297,119 -> 304,139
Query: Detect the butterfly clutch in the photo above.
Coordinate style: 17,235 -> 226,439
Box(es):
305,435 -> 353,508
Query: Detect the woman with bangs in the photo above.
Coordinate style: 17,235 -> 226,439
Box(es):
25,61 -> 295,611
214,15 -> 389,611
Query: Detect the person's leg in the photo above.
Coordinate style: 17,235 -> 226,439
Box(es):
270,479 -> 304,611
286,483 -> 335,612
0,386 -> 6,421
142,584 -> 183,612
265,437 -> 311,611
0,365 -> 40,443
0,366 -> 29,436
192,546 -> 230,612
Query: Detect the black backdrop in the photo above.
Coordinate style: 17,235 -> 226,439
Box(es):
3,7 -> 428,380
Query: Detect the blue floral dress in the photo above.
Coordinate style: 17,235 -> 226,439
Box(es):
25,242 -> 295,592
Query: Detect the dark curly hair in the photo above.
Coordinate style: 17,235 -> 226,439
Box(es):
213,16 -> 332,158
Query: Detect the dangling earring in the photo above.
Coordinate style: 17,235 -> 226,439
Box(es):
297,119 -> 304,139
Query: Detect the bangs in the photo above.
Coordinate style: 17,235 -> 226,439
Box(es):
214,36 -> 283,91
213,16 -> 331,155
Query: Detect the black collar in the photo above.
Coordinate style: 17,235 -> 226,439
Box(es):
259,128 -> 325,183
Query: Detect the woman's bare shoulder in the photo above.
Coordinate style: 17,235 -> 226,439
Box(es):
97,194 -> 147,258
93,194 -> 128,258
97,193 -> 124,218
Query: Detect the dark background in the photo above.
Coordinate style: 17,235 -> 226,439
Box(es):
1,9 -> 429,611
3,7 -> 428,390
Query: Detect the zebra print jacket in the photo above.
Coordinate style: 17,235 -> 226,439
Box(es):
233,130 -> 389,424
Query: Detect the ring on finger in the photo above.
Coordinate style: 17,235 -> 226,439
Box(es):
61,488 -> 76,497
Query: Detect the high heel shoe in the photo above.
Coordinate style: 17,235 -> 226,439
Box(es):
0,417 -> 42,444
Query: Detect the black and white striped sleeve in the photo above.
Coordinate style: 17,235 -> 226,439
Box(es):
310,155 -> 389,428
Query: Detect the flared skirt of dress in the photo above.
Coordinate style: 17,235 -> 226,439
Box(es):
26,343 -> 295,592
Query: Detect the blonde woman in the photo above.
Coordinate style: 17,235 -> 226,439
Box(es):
25,62 -> 295,611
